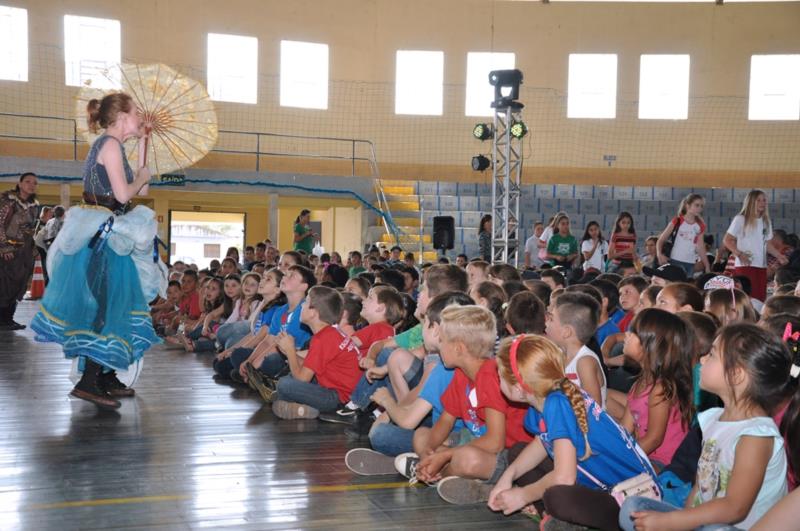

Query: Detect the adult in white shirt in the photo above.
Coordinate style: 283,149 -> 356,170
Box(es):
723,189 -> 787,302
656,193 -> 711,278
524,221 -> 545,269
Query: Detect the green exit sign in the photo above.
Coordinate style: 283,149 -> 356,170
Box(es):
160,174 -> 186,186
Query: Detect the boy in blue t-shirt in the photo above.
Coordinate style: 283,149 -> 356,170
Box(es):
238,265 -> 315,399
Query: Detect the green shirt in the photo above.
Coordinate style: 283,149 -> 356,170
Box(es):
395,323 -> 423,350
349,266 -> 366,279
547,233 -> 578,259
293,223 -> 314,253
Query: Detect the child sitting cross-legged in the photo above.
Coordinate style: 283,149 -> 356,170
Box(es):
343,292 -> 475,474
352,285 -> 403,365
321,264 -> 468,435
212,268 -> 286,381
401,305 -> 532,505
488,335 -> 658,531
270,285 -> 362,420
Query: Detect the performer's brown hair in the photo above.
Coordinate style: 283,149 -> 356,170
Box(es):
87,93 -> 134,133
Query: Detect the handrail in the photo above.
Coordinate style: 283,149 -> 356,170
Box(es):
0,111 -> 400,244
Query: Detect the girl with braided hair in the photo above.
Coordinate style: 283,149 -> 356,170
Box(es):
489,334 -> 657,531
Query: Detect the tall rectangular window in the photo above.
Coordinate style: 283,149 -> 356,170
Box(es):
0,6 -> 27,82
280,40 -> 328,110
639,54 -> 690,119
207,33 -> 258,104
748,55 -> 800,120
64,15 -> 121,88
395,50 -> 444,116
567,54 -> 617,119
465,52 -> 516,116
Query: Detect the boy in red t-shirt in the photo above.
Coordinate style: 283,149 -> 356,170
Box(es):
352,285 -> 403,362
272,286 -> 362,420
408,305 -> 532,505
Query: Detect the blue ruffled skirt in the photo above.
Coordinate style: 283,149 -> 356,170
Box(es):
31,204 -> 167,385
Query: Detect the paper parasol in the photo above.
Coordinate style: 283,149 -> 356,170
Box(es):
76,63 -> 218,176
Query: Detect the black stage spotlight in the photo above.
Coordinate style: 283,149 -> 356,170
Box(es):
510,121 -> 528,139
471,155 -> 491,172
472,123 -> 493,141
489,69 -> 524,109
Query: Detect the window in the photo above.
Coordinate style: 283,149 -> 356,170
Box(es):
0,6 -> 27,82
64,15 -> 121,88
207,33 -> 258,104
204,244 -> 221,259
395,50 -> 444,116
748,55 -> 800,121
465,52 -> 516,116
280,40 -> 328,109
639,54 -> 690,119
567,54 -> 617,119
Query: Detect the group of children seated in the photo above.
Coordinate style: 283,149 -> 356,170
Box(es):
147,233 -> 799,531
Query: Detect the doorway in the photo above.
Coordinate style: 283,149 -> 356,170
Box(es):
169,210 -> 245,268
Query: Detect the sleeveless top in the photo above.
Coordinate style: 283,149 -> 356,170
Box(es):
83,135 -> 134,196
565,345 -> 608,408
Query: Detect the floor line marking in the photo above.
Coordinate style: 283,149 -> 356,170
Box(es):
27,482 -> 420,510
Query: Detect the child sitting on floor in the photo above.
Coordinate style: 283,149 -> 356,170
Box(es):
403,306 -> 532,506
270,286 -> 363,419
545,291 -> 607,407
344,292 -> 474,471
213,268 -> 285,381
619,323 -> 790,530
489,335 -> 657,531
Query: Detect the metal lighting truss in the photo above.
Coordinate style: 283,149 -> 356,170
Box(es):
491,104 -> 523,265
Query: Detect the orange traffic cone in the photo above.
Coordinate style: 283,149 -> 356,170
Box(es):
28,257 -> 45,300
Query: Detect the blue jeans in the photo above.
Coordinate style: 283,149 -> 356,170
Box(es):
275,375 -> 341,413
350,347 -> 423,409
619,496 -> 741,531
213,347 -> 253,375
669,258 -> 696,278
369,422 -> 415,457
217,320 -> 251,349
257,352 -> 288,378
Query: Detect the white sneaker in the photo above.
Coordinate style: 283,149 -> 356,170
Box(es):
394,452 -> 420,481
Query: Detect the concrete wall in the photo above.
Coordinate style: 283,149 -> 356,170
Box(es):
0,0 -> 798,186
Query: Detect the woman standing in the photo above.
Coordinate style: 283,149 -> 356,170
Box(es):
478,214 -> 492,262
0,172 -> 39,330
293,209 -> 317,254
31,93 -> 167,409
723,189 -> 787,301
656,193 -> 711,278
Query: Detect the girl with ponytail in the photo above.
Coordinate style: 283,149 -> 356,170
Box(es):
489,335 -> 657,531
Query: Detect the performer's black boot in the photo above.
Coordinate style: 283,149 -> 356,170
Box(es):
98,370 -> 135,398
70,359 -> 121,409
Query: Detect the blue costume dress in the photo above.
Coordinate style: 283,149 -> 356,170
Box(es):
31,135 -> 167,386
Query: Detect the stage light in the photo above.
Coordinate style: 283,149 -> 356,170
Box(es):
510,121 -> 528,139
472,123 -> 493,141
489,69 -> 524,108
471,155 -> 491,172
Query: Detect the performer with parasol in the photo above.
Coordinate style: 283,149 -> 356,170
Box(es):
31,63 -> 217,409
31,93 -> 165,409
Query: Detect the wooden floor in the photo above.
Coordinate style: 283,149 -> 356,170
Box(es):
0,301 -> 532,530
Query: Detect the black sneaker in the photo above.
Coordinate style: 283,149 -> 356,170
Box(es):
98,371 -> 135,397
344,410 -> 375,440
318,407 -> 359,425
